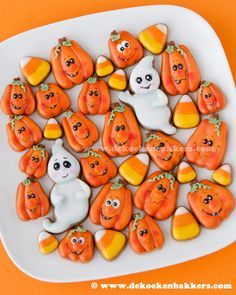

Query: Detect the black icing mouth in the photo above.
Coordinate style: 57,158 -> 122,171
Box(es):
11,104 -> 22,110
62,173 -> 69,179
203,207 -> 222,217
89,104 -> 95,108
50,104 -> 57,109
141,84 -> 151,89
158,151 -> 173,161
113,139 -> 128,146
72,250 -> 82,255
65,71 -> 79,77
28,208 -> 36,212
101,212 -> 112,220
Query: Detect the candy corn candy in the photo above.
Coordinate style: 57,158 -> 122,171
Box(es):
171,207 -> 200,241
20,57 -> 51,86
138,24 -> 168,54
38,231 -> 58,254
43,118 -> 63,140
177,161 -> 197,183
95,56 -> 114,77
212,164 -> 232,186
95,229 -> 126,261
119,153 -> 149,185
173,95 -> 200,128
108,69 -> 127,90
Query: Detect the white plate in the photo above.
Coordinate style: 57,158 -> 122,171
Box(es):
0,5 -> 235,283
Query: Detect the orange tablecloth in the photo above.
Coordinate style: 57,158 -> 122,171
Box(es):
0,1 -> 235,294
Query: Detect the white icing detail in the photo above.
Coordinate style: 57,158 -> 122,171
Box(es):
115,69 -> 125,76
175,207 -> 188,216
119,55 -> 176,134
20,57 -> 31,68
179,161 -> 190,169
43,139 -> 90,234
135,153 -> 149,165
97,56 -> 107,63
178,95 -> 192,103
38,231 -> 51,242
95,229 -> 106,242
47,118 -> 58,125
220,164 -> 231,173
156,24 -> 168,34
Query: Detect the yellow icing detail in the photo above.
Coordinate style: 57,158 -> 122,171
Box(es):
44,129 -> 62,140
172,223 -> 200,240
119,163 -> 143,185
212,173 -> 230,186
174,114 -> 200,128
97,65 -> 113,77
139,32 -> 162,54
27,62 -> 50,86
109,78 -> 126,90
101,233 -> 126,260
40,240 -> 58,254
178,170 -> 197,183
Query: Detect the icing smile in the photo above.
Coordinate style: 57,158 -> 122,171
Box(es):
65,71 -> 79,77
62,173 -> 69,178
203,207 -> 222,216
76,132 -> 89,140
158,151 -> 173,161
113,139 -> 128,146
141,84 -> 151,89
11,103 -> 22,110
50,104 -> 57,109
101,210 -> 117,221
90,169 -> 107,177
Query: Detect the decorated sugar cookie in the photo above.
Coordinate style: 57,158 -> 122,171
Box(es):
173,95 -> 200,128
177,161 -> 197,183
108,69 -> 127,90
35,83 -> 70,119
145,131 -> 184,171
138,23 -> 168,54
58,225 -> 94,262
95,56 -> 114,77
186,116 -> 227,170
119,153 -> 150,186
38,231 -> 59,254
89,180 -> 132,231
161,41 -> 201,95
20,57 -> 51,86
50,37 -> 94,89
43,139 -> 91,234
171,207 -> 200,241
62,110 -> 99,152
129,212 -> 164,254
212,164 -> 232,186
119,55 -> 176,134
80,149 -> 117,187
134,171 -> 179,220
95,229 -> 126,260
108,30 -> 143,68
16,178 -> 50,221
78,77 -> 111,115
197,81 -> 226,114
1,78 -> 35,115
102,103 -> 142,157
19,144 -> 49,179
187,180 -> 235,229
43,118 -> 63,140
6,115 -> 42,151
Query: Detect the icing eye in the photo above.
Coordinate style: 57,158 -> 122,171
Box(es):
143,229 -> 148,234
78,237 -> 85,244
120,125 -> 125,130
145,74 -> 152,81
162,187 -> 166,193
27,194 -> 31,199
178,63 -> 183,69
122,40 -> 130,48
49,92 -> 54,97
70,58 -> 75,64
202,138 -> 208,144
18,129 -> 22,134
139,231 -> 144,236
31,193 -> 35,198
204,94 -> 208,99
66,60 -> 71,67
155,146 -> 160,151
21,127 -> 25,132
208,140 -> 213,146
105,199 -> 112,206
77,122 -> 82,127
94,161 -> 99,165
172,65 -> 178,71
112,199 -> 120,208
53,162 -> 60,170
18,94 -> 23,99
32,156 -> 35,161
115,126 -> 120,131
94,91 -> 98,96
63,161 -> 71,168
73,125 -> 78,131
45,94 -> 50,100
90,163 -> 95,168
89,91 -> 93,96
35,158 -> 40,163
13,93 -> 18,99
159,142 -> 165,147
136,77 -> 142,84
204,198 -> 209,204
208,93 -> 211,97
71,237 -> 77,244
117,44 -> 125,52
207,195 -> 213,200
157,184 -> 163,190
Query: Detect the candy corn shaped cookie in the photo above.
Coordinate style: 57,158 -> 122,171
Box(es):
95,56 -> 114,77
43,118 -> 63,140
108,69 -> 127,90
212,164 -> 232,186
177,161 -> 197,183
38,231 -> 58,254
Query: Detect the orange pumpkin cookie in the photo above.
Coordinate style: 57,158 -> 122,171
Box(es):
102,103 -> 142,157
145,131 -> 184,171
1,78 -> 35,115
134,171 -> 179,220
62,110 -> 99,152
35,83 -> 70,119
95,56 -> 114,77
186,116 -> 227,170
108,30 -> 143,68
58,225 -> 94,263
50,37 -> 94,89
16,178 -> 50,221
80,149 -> 117,187
89,180 -> 132,231
161,41 -> 201,95
6,115 -> 42,151
19,144 -> 49,179
78,77 -> 111,115
129,212 -> 164,254
197,81 -> 226,114
188,180 -> 235,229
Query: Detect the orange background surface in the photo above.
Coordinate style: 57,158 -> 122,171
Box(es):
0,0 -> 235,294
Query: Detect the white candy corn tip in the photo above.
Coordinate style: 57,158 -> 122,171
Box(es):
175,207 -> 189,216
47,118 -> 58,125
136,153 -> 149,165
220,164 -> 231,173
179,95 -> 192,103
115,69 -> 125,76
97,56 -> 107,63
95,229 -> 106,242
38,231 -> 51,242
20,57 -> 31,68
156,24 -> 168,34
179,161 -> 190,169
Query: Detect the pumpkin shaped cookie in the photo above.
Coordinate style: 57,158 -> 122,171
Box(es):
58,225 -> 94,263
129,212 -> 164,254
16,178 -> 50,221
50,37 -> 94,89
188,180 -> 235,229
161,41 -> 201,95
145,131 -> 184,171
102,103 -> 142,157
186,116 -> 227,170
19,144 -> 49,179
89,180 -> 132,231
6,115 -> 42,151
1,78 -> 35,115
35,83 -> 70,119
197,81 -> 226,114
78,77 -> 111,115
134,171 -> 179,220
80,149 -> 117,187
108,30 -> 143,68
62,110 -> 99,152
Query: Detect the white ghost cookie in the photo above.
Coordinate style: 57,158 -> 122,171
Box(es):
119,55 -> 176,134
43,139 -> 91,234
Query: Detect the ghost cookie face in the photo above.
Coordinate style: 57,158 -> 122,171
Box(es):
188,180 -> 235,229
108,30 -> 143,68
58,225 -> 94,263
